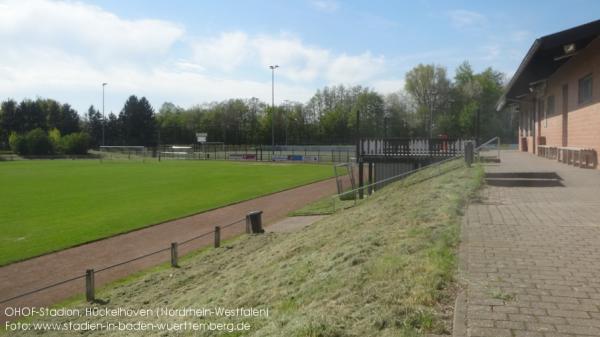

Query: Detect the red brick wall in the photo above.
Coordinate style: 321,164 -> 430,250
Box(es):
520,36 -> 600,164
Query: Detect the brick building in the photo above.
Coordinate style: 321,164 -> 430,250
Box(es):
498,19 -> 600,167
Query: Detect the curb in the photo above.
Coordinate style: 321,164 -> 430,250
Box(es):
453,206 -> 471,337
453,291 -> 467,337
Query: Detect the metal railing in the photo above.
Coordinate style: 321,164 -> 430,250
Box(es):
359,138 -> 473,157
331,155 -> 465,212
0,217 -> 250,305
157,144 -> 355,163
331,137 -> 500,212
475,136 -> 501,161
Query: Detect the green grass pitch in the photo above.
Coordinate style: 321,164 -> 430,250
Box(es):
0,160 -> 334,266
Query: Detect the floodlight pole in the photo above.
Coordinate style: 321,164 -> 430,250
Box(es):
269,65 -> 279,155
284,100 -> 290,146
102,83 -> 107,146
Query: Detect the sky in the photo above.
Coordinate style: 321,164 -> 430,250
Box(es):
0,0 -> 599,116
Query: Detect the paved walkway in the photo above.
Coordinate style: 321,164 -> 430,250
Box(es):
266,215 -> 325,233
461,151 -> 600,337
0,176 -> 342,322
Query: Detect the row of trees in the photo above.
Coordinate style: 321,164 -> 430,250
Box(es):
0,98 -> 81,142
86,96 -> 157,147
153,62 -> 515,145
0,62 -> 517,151
0,95 -> 157,154
9,129 -> 90,155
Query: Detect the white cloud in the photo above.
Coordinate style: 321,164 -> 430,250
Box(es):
370,79 -> 405,94
189,31 -> 385,84
326,52 -> 385,84
309,0 -> 339,12
189,32 -> 332,81
0,0 -> 388,114
0,0 -> 184,63
252,34 -> 331,81
447,9 -> 486,28
191,31 -> 250,72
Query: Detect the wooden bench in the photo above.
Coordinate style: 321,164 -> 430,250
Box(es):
557,147 -> 597,168
537,145 -> 558,160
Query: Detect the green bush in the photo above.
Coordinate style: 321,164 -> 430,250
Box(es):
48,128 -> 62,153
8,129 -> 90,156
25,128 -> 53,155
8,132 -> 27,155
61,132 -> 91,155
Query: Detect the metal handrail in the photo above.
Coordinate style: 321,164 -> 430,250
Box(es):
475,136 -> 500,151
331,136 -> 500,212
332,155 -> 464,211
0,217 -> 247,304
475,136 -> 501,160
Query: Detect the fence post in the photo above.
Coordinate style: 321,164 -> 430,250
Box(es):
170,242 -> 178,267
465,141 -> 474,167
214,226 -> 221,248
245,211 -> 264,234
367,162 -> 373,195
85,269 -> 95,302
497,137 -> 501,160
358,160 -> 364,199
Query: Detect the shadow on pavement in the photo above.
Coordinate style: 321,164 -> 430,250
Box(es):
485,172 -> 564,187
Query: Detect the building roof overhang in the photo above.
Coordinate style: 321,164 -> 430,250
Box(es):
497,19 -> 600,111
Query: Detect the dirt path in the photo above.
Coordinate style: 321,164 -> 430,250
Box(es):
266,215 -> 326,233
0,176 -> 342,322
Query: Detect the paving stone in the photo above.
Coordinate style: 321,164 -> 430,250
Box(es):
461,151 -> 600,337
547,309 -> 590,319
469,319 -> 495,328
513,331 -> 544,337
527,322 -> 556,332
555,324 -> 600,335
495,320 -> 526,329
468,327 -> 512,337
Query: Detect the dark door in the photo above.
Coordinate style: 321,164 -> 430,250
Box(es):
562,84 -> 568,146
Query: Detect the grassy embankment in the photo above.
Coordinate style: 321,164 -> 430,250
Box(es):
10,160 -> 483,337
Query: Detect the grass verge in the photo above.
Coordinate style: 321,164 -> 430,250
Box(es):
7,160 -> 483,336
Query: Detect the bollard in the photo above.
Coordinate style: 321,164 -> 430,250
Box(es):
85,269 -> 95,302
245,211 -> 264,234
465,141 -> 474,167
214,226 -> 221,248
170,242 -> 178,267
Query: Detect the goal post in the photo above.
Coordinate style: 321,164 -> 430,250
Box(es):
158,145 -> 195,161
99,146 -> 148,162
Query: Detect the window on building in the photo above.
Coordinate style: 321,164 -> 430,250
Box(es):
547,95 -> 555,115
545,95 -> 554,128
578,74 -> 593,104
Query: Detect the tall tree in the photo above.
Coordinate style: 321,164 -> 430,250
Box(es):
17,99 -> 46,132
105,112 -> 121,145
352,91 -> 385,138
405,64 -> 451,136
119,95 -> 157,146
0,99 -> 18,146
85,105 -> 103,147
384,92 -> 413,137
58,103 -> 81,134
450,61 -> 506,141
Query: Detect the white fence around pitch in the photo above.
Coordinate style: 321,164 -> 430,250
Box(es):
359,138 -> 472,158
99,146 -> 148,162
